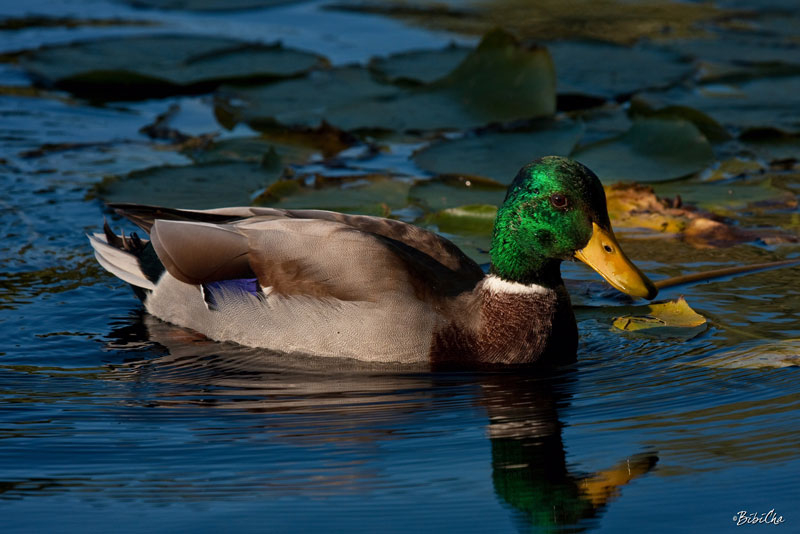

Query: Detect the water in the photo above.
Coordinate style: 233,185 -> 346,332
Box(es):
1,1 -> 799,532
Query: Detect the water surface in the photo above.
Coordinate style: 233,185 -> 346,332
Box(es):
1,1 -> 798,532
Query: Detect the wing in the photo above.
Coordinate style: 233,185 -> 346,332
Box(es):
111,203 -> 485,299
147,216 -> 483,302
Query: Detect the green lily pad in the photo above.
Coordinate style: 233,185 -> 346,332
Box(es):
640,76 -> 800,135
408,174 -> 507,212
413,120 -> 584,184
18,34 -> 327,99
369,44 -> 472,84
217,28 -> 555,132
548,41 -> 691,99
94,161 -> 282,208
216,67 -> 401,130
629,96 -> 732,142
255,175 -> 411,215
612,297 -> 707,339
183,136 -> 318,165
663,36 -> 800,83
431,232 -> 492,266
739,129 -> 800,162
572,118 -> 714,183
426,204 -> 497,235
122,0 -> 305,11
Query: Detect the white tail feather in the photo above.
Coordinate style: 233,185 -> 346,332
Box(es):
88,233 -> 156,290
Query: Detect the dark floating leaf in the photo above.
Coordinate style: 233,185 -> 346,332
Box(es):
413,120 -> 583,184
183,136 -> 318,165
639,76 -> 800,135
369,44 -> 471,85
216,67 -> 400,130
739,128 -> 800,162
629,96 -> 732,142
328,0 -> 725,45
663,36 -> 800,83
573,118 -> 714,183
94,161 -> 282,208
122,0 -> 306,11
255,174 -> 410,215
0,15 -> 152,30
425,204 -> 497,235
409,174 -> 507,212
217,28 -> 555,132
548,41 -> 692,99
18,34 -> 327,99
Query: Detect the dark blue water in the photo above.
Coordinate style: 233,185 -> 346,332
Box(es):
2,1 -> 799,532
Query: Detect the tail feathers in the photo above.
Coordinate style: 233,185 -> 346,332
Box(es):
88,233 -> 157,291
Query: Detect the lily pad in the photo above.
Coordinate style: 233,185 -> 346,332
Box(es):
573,118 -> 714,183
639,76 -> 800,135
183,136 -> 318,165
369,44 -> 472,85
612,297 -> 707,339
629,96 -> 732,142
739,129 -> 800,162
548,41 -> 692,99
94,161 -> 283,208
122,0 -> 305,11
413,120 -> 584,184
663,36 -> 800,82
18,34 -> 327,99
216,67 -> 401,130
409,174 -> 507,212
426,204 -> 497,235
217,28 -> 555,132
329,0 -> 724,45
255,174 -> 411,215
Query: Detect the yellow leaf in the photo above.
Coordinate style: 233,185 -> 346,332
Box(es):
613,297 -> 706,336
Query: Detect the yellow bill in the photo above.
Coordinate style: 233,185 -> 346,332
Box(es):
575,222 -> 658,299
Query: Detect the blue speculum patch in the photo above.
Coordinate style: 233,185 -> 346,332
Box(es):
203,278 -> 260,308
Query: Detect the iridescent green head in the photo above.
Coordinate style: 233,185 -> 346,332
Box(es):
490,156 -> 657,298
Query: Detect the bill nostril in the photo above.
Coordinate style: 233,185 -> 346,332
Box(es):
603,244 -> 613,253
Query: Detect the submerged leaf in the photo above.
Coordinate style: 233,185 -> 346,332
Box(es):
217,28 -> 555,132
413,120 -> 584,183
18,35 -> 327,99
612,297 -> 707,338
573,118 -> 714,183
94,161 -> 282,208
688,340 -> 800,369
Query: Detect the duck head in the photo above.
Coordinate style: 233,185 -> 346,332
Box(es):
490,156 -> 658,299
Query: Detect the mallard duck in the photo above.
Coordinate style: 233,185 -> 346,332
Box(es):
89,156 -> 657,367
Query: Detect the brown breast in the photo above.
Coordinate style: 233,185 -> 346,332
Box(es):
429,282 -> 577,368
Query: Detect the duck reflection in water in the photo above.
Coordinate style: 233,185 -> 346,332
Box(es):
106,314 -> 658,531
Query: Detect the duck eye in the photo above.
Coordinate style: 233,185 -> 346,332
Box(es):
549,193 -> 569,210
